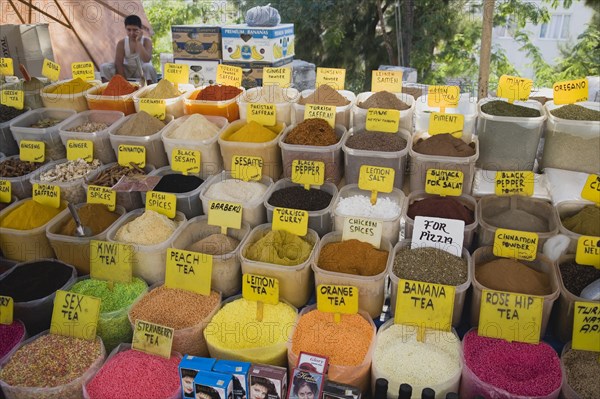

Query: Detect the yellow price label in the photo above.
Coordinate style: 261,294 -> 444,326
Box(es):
164,63 -> 190,85
317,285 -> 358,315
87,185 -> 116,212
342,217 -> 382,248
242,273 -> 279,305
575,236 -> 600,268
216,64 -> 242,87
42,58 -> 60,81
139,98 -> 166,120
247,103 -> 277,126
497,75 -> 533,103
71,61 -> 95,81
427,86 -> 460,109
572,301 -> 600,352
272,207 -> 308,236
316,67 -> 346,90
32,183 -> 60,208
291,160 -> 325,188
358,165 -> 395,194
371,70 -> 402,93
1,90 -> 24,110
118,144 -> 145,168
207,200 -> 243,233
263,67 -> 292,86
171,148 -> 200,176
304,104 -> 336,128
0,58 -> 14,76
231,155 -> 263,182
66,140 -> 94,162
166,248 -> 212,295
493,228 -> 538,261
479,289 -> 543,344
50,290 -> 101,341
20,140 -> 45,163
425,169 -> 464,196
145,191 -> 177,219
429,113 -> 464,138
553,78 -> 588,105
132,320 -> 174,359
0,180 -> 11,203
581,174 -> 600,204
365,108 -> 400,133
90,240 -> 133,283
394,279 -> 455,332
0,296 -> 13,325
495,171 -> 534,196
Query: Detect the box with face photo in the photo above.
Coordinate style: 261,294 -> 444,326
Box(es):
194,371 -> 233,399
179,356 -> 217,398
248,364 -> 287,399
288,369 -> 324,399
212,360 -> 251,399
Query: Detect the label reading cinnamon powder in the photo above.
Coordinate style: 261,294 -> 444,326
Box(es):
493,228 -> 538,261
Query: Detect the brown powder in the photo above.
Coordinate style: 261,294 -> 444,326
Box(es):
285,118 -> 338,146
58,203 -> 120,236
117,111 -> 165,136
299,85 -> 350,106
358,91 -> 410,110
318,239 -> 388,276
186,234 -> 240,255
413,134 -> 476,157
476,258 -> 552,296
144,79 -> 181,99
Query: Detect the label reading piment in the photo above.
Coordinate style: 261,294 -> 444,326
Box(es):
32,183 -> 60,208
371,70 -> 402,93
87,185 -> 116,211
575,236 -> 600,268
118,145 -> 146,168
247,103 -> 277,126
139,98 -> 166,120
291,160 -> 325,188
479,289 -> 543,344
0,296 -> 13,325
20,140 -> 45,163
231,155 -> 263,182
207,200 -> 243,232
394,279 -> 455,332
411,216 -> 465,257
425,169 -> 464,196
572,301 -> 600,352
581,174 -> 600,204
171,148 -> 200,176
358,166 -> 395,195
304,104 -> 336,128
427,85 -> 460,109
71,61 -> 95,81
553,78 -> 588,105
42,58 -> 60,81
494,228 -> 538,261
242,273 -> 279,305
429,112 -> 464,138
316,67 -> 346,90
342,217 -> 383,248
164,63 -> 190,85
1,90 -> 24,110
273,207 -> 308,237
90,240 -> 133,283
50,290 -> 101,341
365,108 -> 400,133
216,64 -> 242,87
0,58 -> 14,76
497,75 -> 533,103
67,139 -> 94,162
495,171 -> 535,196
317,285 -> 358,315
145,191 -> 177,219
0,180 -> 11,203
263,67 -> 292,86
166,248 -> 212,295
132,320 -> 174,359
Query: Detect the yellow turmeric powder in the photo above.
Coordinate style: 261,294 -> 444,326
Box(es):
0,200 -> 65,230
144,79 -> 180,99
224,121 -> 279,143
46,78 -> 93,95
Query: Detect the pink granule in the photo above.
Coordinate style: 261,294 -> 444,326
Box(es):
0,320 -> 25,359
463,330 -> 562,397
85,349 -> 180,399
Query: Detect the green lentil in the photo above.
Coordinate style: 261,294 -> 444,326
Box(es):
550,104 -> 600,121
393,247 -> 467,286
481,100 -> 541,117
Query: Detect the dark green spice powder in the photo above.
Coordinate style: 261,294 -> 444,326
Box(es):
481,100 -> 541,117
550,104 -> 600,121
393,247 -> 467,286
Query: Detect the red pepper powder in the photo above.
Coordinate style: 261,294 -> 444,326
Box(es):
103,75 -> 137,96
194,85 -> 242,101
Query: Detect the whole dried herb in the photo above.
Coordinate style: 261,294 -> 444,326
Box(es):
481,100 -> 540,117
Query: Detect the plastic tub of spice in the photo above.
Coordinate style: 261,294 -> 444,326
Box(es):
240,224 -> 319,307
108,111 -> 174,168
0,320 -> 26,365
58,110 -> 125,164
476,98 -> 547,171
84,78 -> 141,115
170,215 -> 250,297
460,328 -> 563,399
333,184 -> 404,245
470,246 -> 560,339
45,203 -> 126,275
352,91 -> 415,132
414,92 -> 477,141
477,195 -> 560,248
560,342 -> 599,399
0,199 -> 67,262
342,127 -> 410,190
40,78 -> 101,112
238,86 -> 300,125
0,103 -> 29,156
388,240 -> 472,327
184,84 -> 245,122
279,120 -> 348,184
0,259 -> 76,334
9,107 -> 77,160
312,231 -> 392,318
372,319 -> 463,399
402,191 -> 478,249
556,201 -> 600,253
18,77 -> 50,110
0,331 -> 106,399
106,209 -> 186,284
217,120 -> 286,180
129,283 -> 221,357
161,114 -> 229,179
293,86 -> 356,129
0,155 -> 46,199
409,132 -> 479,194
265,178 -> 338,237
200,171 -> 274,228
132,81 -> 194,118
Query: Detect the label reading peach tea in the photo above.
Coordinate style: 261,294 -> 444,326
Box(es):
171,148 -> 200,175
0,58 -> 14,76
576,236 -> 600,268
71,62 -> 95,81
118,145 -> 145,168
139,98 -> 166,120
427,86 -> 460,109
50,290 -> 101,341
581,174 -> 600,204
164,63 -> 189,85
1,90 -> 24,110
273,207 -> 308,236
358,166 -> 395,194
317,285 -> 358,315
208,201 -> 242,233
90,240 -> 133,283
394,279 -> 455,332
316,67 -> 346,90
87,185 -> 116,211
67,140 -> 93,162
572,301 -> 600,352
429,112 -> 464,138
497,75 -> 533,103
132,320 -> 174,359
247,103 -> 277,126
166,248 -> 212,295
145,191 -> 177,219
0,180 -> 11,203
479,289 -> 543,344
0,296 -> 13,325
242,274 -> 279,305
342,217 -> 382,248
365,108 -> 400,133
33,183 -> 60,208
495,171 -> 534,196
494,228 -> 538,261
291,160 -> 325,188
263,67 -> 292,86
231,155 -> 263,181
371,70 -> 402,93
216,64 -> 242,87
425,169 -> 463,196
42,58 -> 60,81
304,104 -> 336,128
553,78 -> 588,105
20,140 -> 45,163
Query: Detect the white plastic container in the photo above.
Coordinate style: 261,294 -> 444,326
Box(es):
238,86 -> 300,125
414,92 -> 477,142
0,155 -> 46,199
40,79 -> 101,112
0,100 -> 29,156
293,89 -> 356,129
132,83 -> 194,118
352,92 -> 415,133
183,85 -> 245,122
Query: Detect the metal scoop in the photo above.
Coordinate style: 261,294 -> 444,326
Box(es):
68,203 -> 92,237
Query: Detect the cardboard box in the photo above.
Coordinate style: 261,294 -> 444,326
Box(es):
179,356 -> 217,399
248,364 -> 287,399
194,371 -> 233,399
0,24 -> 54,78
172,25 -> 221,60
322,380 -> 361,399
221,24 -> 294,63
174,58 -> 220,87
288,369 -> 325,399
212,360 -> 251,399
222,58 -> 292,89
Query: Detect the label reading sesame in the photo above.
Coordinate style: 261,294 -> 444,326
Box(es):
316,67 -> 346,90
90,240 -> 133,283
42,58 -> 60,81
71,61 -> 95,81
425,169 -> 463,196
247,103 -> 277,126
208,200 -> 242,234
495,171 -> 534,196
0,296 -> 13,325
0,180 -> 11,203
365,108 -> 400,133
67,139 -> 94,162
497,75 -> 533,103
304,104 -> 336,128
132,320 -> 174,359
411,216 -> 465,257
216,64 -> 242,87
575,236 -> 600,268
166,248 -> 212,295
358,166 -> 395,196
118,145 -> 146,168
317,285 -> 358,315
87,185 -> 116,211
427,85 -> 460,109
242,273 -> 279,305
342,217 -> 382,248
371,70 -> 402,93
139,98 -> 166,120
429,112 -> 464,138
1,90 -> 24,110
572,301 -> 600,352
394,279 -> 455,332
50,290 -> 101,341
32,183 -> 60,208
493,228 -> 538,261
145,191 -> 177,219
479,289 -> 543,344
171,148 -> 200,176
581,174 -> 600,204
231,155 -> 263,182
263,67 -> 292,86
273,207 -> 308,236
0,58 -> 14,76
553,78 -> 588,105
164,63 -> 190,85
291,160 -> 325,188
20,140 -> 45,163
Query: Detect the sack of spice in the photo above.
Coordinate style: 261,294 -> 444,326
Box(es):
0,320 -> 27,365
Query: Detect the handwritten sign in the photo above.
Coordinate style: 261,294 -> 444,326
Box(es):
411,217 -> 465,257
316,67 -> 346,90
139,98 -> 166,120
342,217 -> 382,248
247,103 -> 276,126
67,139 -> 93,162
0,180 -> 11,203
0,296 -> 13,325
572,301 -> 600,352
1,90 -> 24,110
575,236 -> 600,268
273,207 -> 308,236
166,248 -> 212,295
50,290 -> 101,340
231,155 -> 262,182
429,113 -> 464,138
90,240 -> 133,283
0,58 -> 14,76
146,191 -> 176,219
118,145 -> 145,168
164,63 -> 190,85
371,70 -> 402,93
394,279 -> 455,332
495,171 -> 534,196
365,108 -> 400,133
242,274 -> 279,305
216,64 -> 242,87
317,285 -> 358,315
427,86 -> 460,109
494,228 -> 538,261
87,185 -> 116,211
497,75 -> 533,103
581,174 -> 600,204
20,140 -> 45,163
132,320 -> 174,359
207,200 -> 242,232
304,104 -> 336,128
425,169 -> 464,196
358,166 -> 394,194
42,58 -> 60,81
553,78 -> 588,105
32,183 -> 60,208
291,160 -> 325,188
71,62 -> 95,81
171,148 -> 200,175
263,67 -> 292,86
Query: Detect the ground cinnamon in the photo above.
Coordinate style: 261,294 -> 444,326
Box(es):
299,85 -> 350,106
476,258 -> 552,296
318,239 -> 388,276
285,118 -> 338,146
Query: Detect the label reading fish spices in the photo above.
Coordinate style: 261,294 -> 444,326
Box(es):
164,63 -> 190,85
0,296 -> 13,325
425,169 -> 463,196
572,301 -> 600,352
171,148 -> 201,176
42,58 -> 60,81
316,67 -> 346,90
273,207 -> 308,236
90,240 -> 133,283
358,166 -> 395,194
575,236 -> 600,269
32,183 -> 60,208
231,155 -> 263,182
71,61 -> 95,81
0,58 -> 14,76
479,289 -> 543,344
0,180 -> 11,203
553,78 -> 588,105
411,216 -> 465,257
118,144 -> 146,168
145,191 -> 177,219
429,112 -> 464,138
581,174 -> 600,204
50,290 -> 101,341
292,160 -> 325,188
1,90 -> 24,110
497,75 -> 533,103
304,104 -> 336,128
365,108 -> 400,133
166,248 -> 212,295
67,139 -> 94,162
243,274 -> 279,305
208,200 -> 243,233
342,217 -> 382,248
263,67 -> 292,86
20,140 -> 45,163
216,64 -> 242,87
371,70 -> 402,93
139,98 -> 166,120
427,85 -> 460,109
87,185 -> 116,211
493,228 -> 538,261
247,103 -> 277,126
317,284 -> 358,315
495,171 -> 535,196
394,279 -> 455,332
132,320 -> 174,359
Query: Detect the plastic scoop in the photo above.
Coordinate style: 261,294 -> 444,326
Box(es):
68,203 -> 93,237
580,279 -> 600,301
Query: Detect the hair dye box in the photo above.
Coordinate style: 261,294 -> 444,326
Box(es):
248,364 -> 288,399
194,371 -> 234,399
212,360 -> 251,399
179,356 -> 217,398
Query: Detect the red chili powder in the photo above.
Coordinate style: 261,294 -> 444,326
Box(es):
195,85 -> 242,101
103,75 -> 137,96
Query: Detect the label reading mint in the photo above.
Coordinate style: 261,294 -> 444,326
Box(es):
497,75 -> 533,102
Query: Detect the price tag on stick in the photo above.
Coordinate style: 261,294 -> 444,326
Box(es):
572,301 -> 600,352
358,165 -> 394,204
0,296 -> 13,325
166,248 -> 212,295
317,284 -> 358,323
0,180 -> 11,204
291,160 -> 325,189
90,240 -> 133,283
207,200 -> 242,234
50,290 -> 101,341
132,320 -> 174,359
242,273 -> 279,322
371,70 -> 402,93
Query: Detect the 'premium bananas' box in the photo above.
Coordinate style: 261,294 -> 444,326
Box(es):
221,24 -> 294,63
172,25 -> 221,60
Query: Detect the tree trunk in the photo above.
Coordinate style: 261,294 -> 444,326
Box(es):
376,0 -> 396,65
402,0 -> 414,66
479,0 -> 495,100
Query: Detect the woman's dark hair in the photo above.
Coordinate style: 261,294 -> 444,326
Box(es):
124,15 -> 142,28
196,385 -> 222,399
292,374 -> 318,396
181,369 -> 197,379
251,377 -> 279,399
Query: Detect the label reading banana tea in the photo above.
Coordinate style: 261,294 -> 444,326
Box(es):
394,280 -> 455,332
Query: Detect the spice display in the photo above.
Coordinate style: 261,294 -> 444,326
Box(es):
484,208 -> 549,232
195,85 -> 242,101
462,330 -> 562,397
562,348 -> 600,399
0,321 -> 26,360
0,199 -> 65,230
102,75 -> 137,96
144,79 -> 181,99
476,258 -> 552,296
481,100 -> 541,117
153,174 -> 204,194
39,158 -> 101,182
223,121 -> 278,143
412,134 -> 476,157
66,121 -> 108,133
336,195 -> 401,219
0,260 -> 73,302
87,163 -> 146,187
115,210 -> 180,246
45,78 -> 93,95
358,91 -> 410,110
407,197 -> 474,224
299,85 -> 350,106
204,179 -> 268,203
393,247 -> 467,286
403,86 -> 424,99
0,104 -> 27,122
116,111 -> 165,136
30,118 -> 61,128
318,239 -> 388,276
559,260 -> 600,296
268,186 -> 333,211
550,104 -> 600,121
345,131 -> 407,152
245,229 -> 313,266
186,234 -> 240,255
561,205 -> 600,236
285,118 -> 338,146
58,203 -> 120,236
0,157 -> 43,177
85,348 -> 180,399
166,114 -> 220,140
